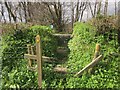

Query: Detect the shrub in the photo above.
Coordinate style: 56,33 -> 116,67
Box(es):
67,22 -> 96,73
66,22 -> 119,88
2,25 -> 57,88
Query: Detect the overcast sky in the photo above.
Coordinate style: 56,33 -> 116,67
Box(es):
0,0 -> 120,22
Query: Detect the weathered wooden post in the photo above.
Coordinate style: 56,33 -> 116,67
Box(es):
93,44 -> 100,59
36,35 -> 42,88
24,35 -> 42,88
89,43 -> 100,73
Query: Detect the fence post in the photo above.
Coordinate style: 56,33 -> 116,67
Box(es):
89,43 -> 100,73
93,44 -> 100,59
36,35 -> 42,88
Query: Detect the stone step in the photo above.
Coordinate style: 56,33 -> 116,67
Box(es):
54,65 -> 67,74
53,34 -> 71,47
56,47 -> 69,54
56,47 -> 69,60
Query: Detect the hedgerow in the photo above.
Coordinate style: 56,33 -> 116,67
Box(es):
1,22 -> 119,89
66,22 -> 119,88
2,25 -> 57,88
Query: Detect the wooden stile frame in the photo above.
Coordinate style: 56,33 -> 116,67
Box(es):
24,35 -> 42,88
24,36 -> 103,87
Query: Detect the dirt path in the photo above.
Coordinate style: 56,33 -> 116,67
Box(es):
53,34 -> 71,73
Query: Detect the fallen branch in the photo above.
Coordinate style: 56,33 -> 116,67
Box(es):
74,55 -> 103,77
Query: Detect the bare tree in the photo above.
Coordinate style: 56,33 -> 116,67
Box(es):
97,0 -> 102,15
104,0 -> 108,16
0,3 -> 6,23
80,2 -> 88,21
89,2 -> 94,18
71,2 -> 74,30
88,1 -> 99,18
43,2 -> 64,32
4,2 -> 18,23
115,0 -> 117,15
74,1 -> 79,22
93,0 -> 98,17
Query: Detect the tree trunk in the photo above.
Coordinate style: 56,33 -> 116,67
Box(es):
115,0 -> 117,15
89,2 -> 94,17
27,2 -> 32,22
21,2 -> 28,23
1,3 -> 6,23
4,2 -> 17,23
71,2 -> 74,30
93,0 -> 98,17
18,3 -> 23,22
97,0 -> 102,15
104,0 -> 108,16
80,2 -> 87,22
75,0 -> 79,22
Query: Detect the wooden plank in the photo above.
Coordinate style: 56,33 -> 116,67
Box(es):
54,65 -> 67,74
42,56 -> 56,62
27,44 -> 32,67
89,44 -> 100,73
36,35 -> 42,88
75,55 -> 103,77
28,66 -> 37,71
31,46 -> 34,55
24,55 -> 56,62
24,54 -> 37,60
53,34 -> 71,37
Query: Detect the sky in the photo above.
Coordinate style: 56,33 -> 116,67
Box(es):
0,0 -> 120,2
0,0 -> 120,22
82,0 -> 120,21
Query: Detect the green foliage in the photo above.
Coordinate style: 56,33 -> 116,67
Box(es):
1,22 -> 119,89
2,25 -> 57,88
67,22 -> 119,89
88,15 -> 118,44
68,22 -> 96,73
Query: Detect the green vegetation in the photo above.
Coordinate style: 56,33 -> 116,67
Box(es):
1,25 -> 57,88
66,22 -> 119,88
1,17 -> 120,89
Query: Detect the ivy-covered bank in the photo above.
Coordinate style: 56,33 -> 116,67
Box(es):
66,22 -> 119,88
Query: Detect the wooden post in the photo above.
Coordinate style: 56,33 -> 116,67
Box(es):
36,35 -> 42,88
27,44 -> 32,67
89,44 -> 100,73
94,44 -> 100,59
